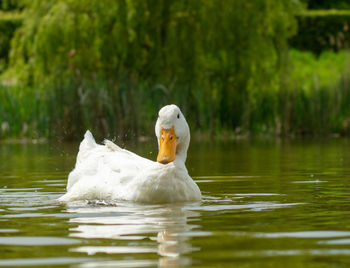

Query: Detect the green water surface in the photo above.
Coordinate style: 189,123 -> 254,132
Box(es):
1,138 -> 350,267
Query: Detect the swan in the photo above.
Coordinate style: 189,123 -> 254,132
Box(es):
58,104 -> 201,203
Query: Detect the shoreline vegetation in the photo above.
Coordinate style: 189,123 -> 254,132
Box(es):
1,1 -> 350,141
2,48 -> 350,142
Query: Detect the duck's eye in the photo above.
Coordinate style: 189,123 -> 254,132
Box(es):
177,113 -> 180,119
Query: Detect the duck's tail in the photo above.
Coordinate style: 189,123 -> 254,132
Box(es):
76,130 -> 97,164
81,130 -> 97,149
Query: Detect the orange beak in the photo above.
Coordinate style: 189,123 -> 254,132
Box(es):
157,126 -> 177,164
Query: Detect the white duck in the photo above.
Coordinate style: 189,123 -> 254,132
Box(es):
58,104 -> 201,203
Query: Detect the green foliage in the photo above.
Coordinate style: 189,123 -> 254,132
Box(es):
0,11 -> 22,72
305,0 -> 350,10
0,0 -> 23,11
290,10 -> 350,54
0,85 -> 49,138
2,0 -> 298,140
280,50 -> 350,135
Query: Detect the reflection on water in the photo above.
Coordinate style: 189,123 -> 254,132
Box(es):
62,194 -> 304,267
66,202 -> 201,266
1,139 -> 350,267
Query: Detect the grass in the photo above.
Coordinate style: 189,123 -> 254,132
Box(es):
1,49 -> 350,140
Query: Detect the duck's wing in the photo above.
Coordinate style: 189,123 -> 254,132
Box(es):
103,139 -> 154,168
76,130 -> 153,167
64,131 -> 154,194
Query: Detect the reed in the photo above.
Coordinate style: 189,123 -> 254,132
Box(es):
1,50 -> 350,140
279,50 -> 350,136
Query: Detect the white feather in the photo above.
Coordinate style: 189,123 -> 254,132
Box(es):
58,104 -> 201,204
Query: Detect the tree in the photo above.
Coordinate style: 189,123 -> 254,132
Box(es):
5,0 -> 299,139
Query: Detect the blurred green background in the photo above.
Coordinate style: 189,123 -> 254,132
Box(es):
1,0 -> 350,140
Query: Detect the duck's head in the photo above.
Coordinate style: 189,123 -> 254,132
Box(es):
155,104 -> 190,164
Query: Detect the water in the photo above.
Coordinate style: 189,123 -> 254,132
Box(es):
1,138 -> 350,267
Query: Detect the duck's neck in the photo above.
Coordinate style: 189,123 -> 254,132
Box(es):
176,150 -> 187,163
176,135 -> 190,164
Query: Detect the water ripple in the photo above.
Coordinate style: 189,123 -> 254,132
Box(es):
0,236 -> 81,246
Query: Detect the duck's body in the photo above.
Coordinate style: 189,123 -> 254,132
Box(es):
59,105 -> 201,204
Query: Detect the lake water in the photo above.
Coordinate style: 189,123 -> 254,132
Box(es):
1,138 -> 350,267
